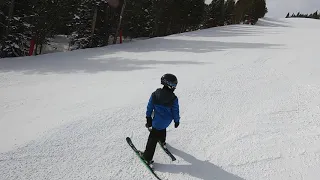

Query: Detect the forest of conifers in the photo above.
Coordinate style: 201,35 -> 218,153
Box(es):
0,0 -> 267,58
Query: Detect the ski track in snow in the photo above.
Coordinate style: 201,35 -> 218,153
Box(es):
1,18 -> 320,180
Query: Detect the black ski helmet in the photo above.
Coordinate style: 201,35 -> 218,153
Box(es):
161,73 -> 178,90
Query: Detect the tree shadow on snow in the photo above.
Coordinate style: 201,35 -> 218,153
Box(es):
0,54 -> 203,74
0,30 -> 284,74
154,145 -> 245,180
173,18 -> 290,38
173,25 -> 283,38
254,19 -> 291,28
117,38 -> 283,54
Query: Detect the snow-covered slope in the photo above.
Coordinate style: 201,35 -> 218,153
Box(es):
1,17 -> 320,180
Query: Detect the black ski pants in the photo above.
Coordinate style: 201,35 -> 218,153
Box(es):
143,128 -> 166,161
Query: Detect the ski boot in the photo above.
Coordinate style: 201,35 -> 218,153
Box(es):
138,151 -> 154,169
160,142 -> 167,148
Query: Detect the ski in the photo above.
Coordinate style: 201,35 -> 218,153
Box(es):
126,137 -> 162,180
158,142 -> 176,161
148,128 -> 176,161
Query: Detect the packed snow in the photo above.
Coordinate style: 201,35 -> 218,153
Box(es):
1,17 -> 320,180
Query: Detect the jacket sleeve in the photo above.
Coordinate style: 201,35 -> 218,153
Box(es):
172,97 -> 180,123
146,94 -> 154,117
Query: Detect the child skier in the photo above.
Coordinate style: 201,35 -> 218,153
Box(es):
140,73 -> 180,167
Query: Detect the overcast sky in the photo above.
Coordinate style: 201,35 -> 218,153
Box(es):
205,0 -> 320,18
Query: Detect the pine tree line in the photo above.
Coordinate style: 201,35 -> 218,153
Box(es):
286,11 -> 320,19
0,0 -> 268,58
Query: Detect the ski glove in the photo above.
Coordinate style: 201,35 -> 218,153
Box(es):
145,117 -> 152,128
174,122 -> 179,128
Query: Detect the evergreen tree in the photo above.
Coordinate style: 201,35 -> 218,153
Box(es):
234,0 -> 267,24
250,0 -> 268,24
202,4 -> 211,27
286,13 -> 290,18
225,0 -> 236,25
312,11 -> 319,19
205,0 -> 225,28
234,0 -> 251,24
215,0 -> 226,26
30,0 -> 72,54
288,10 -> 320,19
0,0 -> 33,57
150,0 -> 167,37
69,0 -> 113,49
184,0 -> 205,31
122,0 -> 153,38
166,0 -> 205,34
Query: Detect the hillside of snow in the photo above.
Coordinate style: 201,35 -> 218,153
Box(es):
1,17 -> 320,180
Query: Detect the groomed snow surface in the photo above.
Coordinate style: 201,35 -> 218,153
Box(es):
1,17 -> 320,180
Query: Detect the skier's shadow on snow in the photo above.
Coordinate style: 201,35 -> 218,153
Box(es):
154,145 -> 245,180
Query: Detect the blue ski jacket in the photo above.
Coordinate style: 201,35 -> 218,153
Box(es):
146,88 -> 180,130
